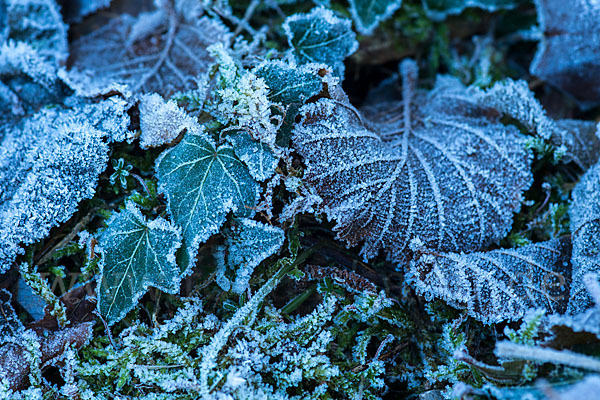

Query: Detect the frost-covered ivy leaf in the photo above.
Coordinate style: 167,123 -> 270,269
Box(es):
97,203 -> 182,325
422,0 -> 522,20
293,60 -> 532,262
156,129 -> 260,271
66,5 -> 231,97
226,131 -> 279,182
283,7 -> 358,76
348,0 -> 403,35
216,218 -> 285,294
4,0 -> 67,65
254,60 -> 323,104
475,79 -> 600,169
408,237 -> 571,323
139,92 -> 196,149
531,0 -> 600,107
0,290 -> 24,339
568,161 -> 600,313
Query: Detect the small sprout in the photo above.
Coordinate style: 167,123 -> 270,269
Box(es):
109,158 -> 132,189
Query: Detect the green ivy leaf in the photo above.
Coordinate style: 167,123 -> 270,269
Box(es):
423,0 -> 522,20
156,129 -> 260,270
283,7 -> 358,75
226,131 -> 279,182
348,0 -> 403,35
97,202 -> 182,326
254,60 -> 323,104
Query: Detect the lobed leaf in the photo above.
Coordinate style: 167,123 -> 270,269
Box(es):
292,60 -> 533,262
254,60 -> 323,105
156,128 -> 260,272
408,237 -> 571,323
97,202 -> 182,325
226,131 -> 279,182
348,0 -> 403,35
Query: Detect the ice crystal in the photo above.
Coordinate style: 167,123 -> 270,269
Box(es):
216,218 -> 285,294
408,237 -> 571,323
293,60 -> 532,262
531,0 -> 600,107
139,92 -> 196,149
155,128 -> 260,272
65,2 -> 232,97
97,202 -> 182,326
568,161 -> 600,313
283,7 -> 358,76
348,0 -> 403,35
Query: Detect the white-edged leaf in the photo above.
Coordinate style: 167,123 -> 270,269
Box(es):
139,92 -> 196,149
254,60 -> 323,104
155,129 -> 261,271
283,7 -> 358,76
568,161 -> 600,313
423,0 -> 522,20
408,237 -> 571,323
292,60 -> 532,262
348,0 -> 403,35
226,131 -> 279,182
97,202 -> 182,326
65,6 -> 231,97
61,0 -> 112,23
531,0 -> 600,108
216,218 -> 285,294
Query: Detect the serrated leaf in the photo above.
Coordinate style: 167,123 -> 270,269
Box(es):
156,128 -> 260,271
408,237 -> 571,323
283,7 -> 358,76
254,60 -> 323,104
423,0 -> 522,20
348,0 -> 403,35
531,0 -> 600,108
65,5 -> 231,97
226,131 -> 279,182
476,79 -> 600,169
139,92 -> 196,149
61,0 -> 112,23
217,218 -> 285,294
568,161 -> 600,313
97,202 -> 182,325
292,60 -> 532,262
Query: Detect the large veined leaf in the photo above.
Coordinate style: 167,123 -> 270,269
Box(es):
0,100 -> 132,273
65,3 -> 231,97
97,202 -> 182,325
408,237 -> 571,323
348,0 -> 403,35
156,128 -> 261,271
567,161 -> 600,313
216,218 -> 285,294
423,0 -> 522,20
531,0 -> 600,108
283,7 -> 358,76
292,60 -> 532,262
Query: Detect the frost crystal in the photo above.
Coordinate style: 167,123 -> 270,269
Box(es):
293,60 -> 532,262
531,0 -> 600,107
65,4 -> 231,97
568,161 -> 600,313
408,237 -> 571,323
283,7 -> 358,76
156,129 -> 260,272
0,104 -> 124,273
216,218 -> 285,294
139,93 -> 196,149
97,202 -> 182,325
348,0 -> 403,35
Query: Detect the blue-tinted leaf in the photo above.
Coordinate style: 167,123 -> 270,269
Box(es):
226,131 -> 279,182
217,218 -> 285,294
531,0 -> 600,108
97,202 -> 182,325
283,7 -> 358,76
348,0 -> 403,35
139,93 -> 196,149
61,0 -> 112,23
423,0 -> 522,20
65,6 -> 231,97
16,277 -> 46,321
156,129 -> 260,271
254,60 -> 323,104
